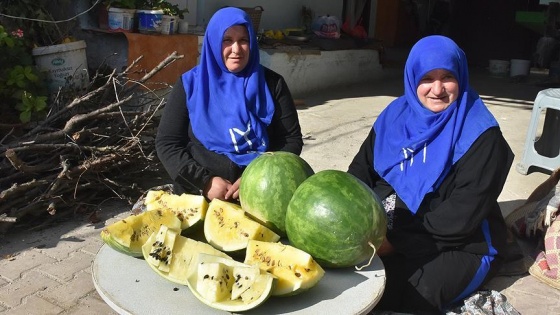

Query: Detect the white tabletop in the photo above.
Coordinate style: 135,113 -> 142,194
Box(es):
92,244 -> 385,315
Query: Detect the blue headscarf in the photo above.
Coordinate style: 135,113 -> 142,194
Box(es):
182,7 -> 275,166
373,35 -> 498,213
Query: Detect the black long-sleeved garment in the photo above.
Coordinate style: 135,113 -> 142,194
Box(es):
348,126 -> 513,257
156,67 -> 303,195
348,126 -> 514,311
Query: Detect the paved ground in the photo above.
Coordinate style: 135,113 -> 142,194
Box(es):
1,65 -> 560,314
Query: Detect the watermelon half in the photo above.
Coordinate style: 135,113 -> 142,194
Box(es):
239,151 -> 314,236
285,169 -> 387,268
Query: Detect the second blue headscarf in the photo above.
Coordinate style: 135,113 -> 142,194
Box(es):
182,7 -> 275,167
373,35 -> 499,213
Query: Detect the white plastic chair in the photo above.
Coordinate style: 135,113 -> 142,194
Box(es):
517,88 -> 560,175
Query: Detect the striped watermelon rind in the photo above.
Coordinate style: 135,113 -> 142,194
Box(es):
239,151 -> 314,236
285,169 -> 387,268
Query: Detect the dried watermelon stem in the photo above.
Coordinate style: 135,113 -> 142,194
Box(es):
355,241 -> 376,271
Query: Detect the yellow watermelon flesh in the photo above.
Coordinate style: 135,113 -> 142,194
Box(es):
244,240 -> 325,296
144,190 -> 208,230
142,225 -> 232,285
204,199 -> 280,253
186,253 -> 275,312
196,261 -> 235,302
101,209 -> 182,257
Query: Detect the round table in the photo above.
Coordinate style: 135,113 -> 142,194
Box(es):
92,244 -> 385,314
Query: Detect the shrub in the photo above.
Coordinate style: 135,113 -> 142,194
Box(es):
0,25 -> 48,123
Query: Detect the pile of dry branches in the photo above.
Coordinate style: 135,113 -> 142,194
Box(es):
0,52 -> 182,233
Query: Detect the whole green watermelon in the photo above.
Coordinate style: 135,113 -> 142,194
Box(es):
239,151 -> 314,236
285,170 -> 387,268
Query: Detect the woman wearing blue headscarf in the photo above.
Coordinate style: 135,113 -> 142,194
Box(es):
348,35 -> 514,312
156,7 -> 303,201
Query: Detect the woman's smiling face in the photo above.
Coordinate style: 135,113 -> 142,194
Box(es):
416,69 -> 459,113
222,25 -> 250,73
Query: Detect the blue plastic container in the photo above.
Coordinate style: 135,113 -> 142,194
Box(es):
137,9 -> 163,33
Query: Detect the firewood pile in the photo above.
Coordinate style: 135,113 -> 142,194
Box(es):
0,52 -> 182,234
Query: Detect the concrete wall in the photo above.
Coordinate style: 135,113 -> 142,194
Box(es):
260,48 -> 383,98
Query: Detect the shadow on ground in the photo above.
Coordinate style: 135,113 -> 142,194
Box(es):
299,65 -> 552,111
0,168 -> 172,258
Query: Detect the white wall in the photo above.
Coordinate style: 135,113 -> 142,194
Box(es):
259,49 -> 383,98
169,0 -> 343,31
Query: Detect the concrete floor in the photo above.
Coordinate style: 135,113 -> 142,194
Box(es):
1,60 -> 560,314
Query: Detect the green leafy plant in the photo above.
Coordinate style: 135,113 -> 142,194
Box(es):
158,1 -> 189,19
16,91 -> 48,124
138,0 -> 189,19
0,25 -> 48,123
6,65 -> 39,88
